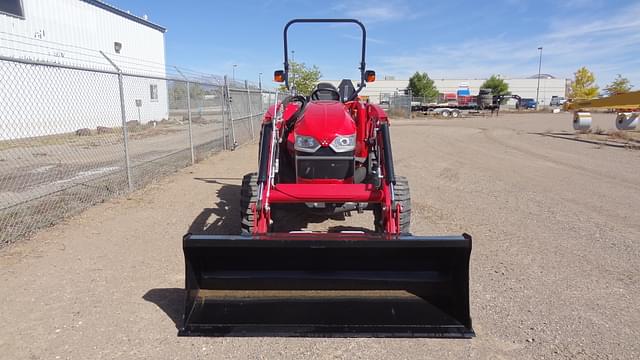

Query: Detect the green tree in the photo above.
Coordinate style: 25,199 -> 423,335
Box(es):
168,82 -> 205,102
407,72 -> 439,101
570,67 -> 599,99
279,61 -> 322,96
603,74 -> 633,96
481,75 -> 510,96
168,82 -> 187,108
192,83 -> 206,98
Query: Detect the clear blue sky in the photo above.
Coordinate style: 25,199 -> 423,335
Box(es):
109,0 -> 639,88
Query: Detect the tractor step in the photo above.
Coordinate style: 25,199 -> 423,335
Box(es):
181,233 -> 474,338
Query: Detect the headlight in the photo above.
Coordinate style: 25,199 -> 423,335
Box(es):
329,134 -> 356,152
294,135 -> 321,153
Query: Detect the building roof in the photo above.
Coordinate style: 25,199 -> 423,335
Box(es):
81,0 -> 166,33
528,73 -> 556,79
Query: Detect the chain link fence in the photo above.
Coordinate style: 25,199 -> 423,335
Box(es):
0,55 -> 277,246
386,91 -> 412,118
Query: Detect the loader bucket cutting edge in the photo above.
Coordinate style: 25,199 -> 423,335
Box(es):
180,233 -> 474,338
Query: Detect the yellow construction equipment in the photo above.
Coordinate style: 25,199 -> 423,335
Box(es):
564,91 -> 640,131
565,91 -> 640,110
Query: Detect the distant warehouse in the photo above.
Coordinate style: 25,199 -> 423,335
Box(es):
0,0 -> 168,140
325,75 -> 569,106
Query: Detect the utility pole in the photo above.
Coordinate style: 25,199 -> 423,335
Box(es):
232,64 -> 237,83
535,46 -> 543,110
258,72 -> 262,89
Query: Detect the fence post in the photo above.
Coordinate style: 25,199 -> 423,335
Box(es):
101,51 -> 133,191
259,80 -> 264,114
245,80 -> 255,140
117,73 -> 134,191
174,67 -> 195,164
185,81 -> 195,164
224,75 -> 237,150
220,82 -> 227,151
391,92 -> 396,115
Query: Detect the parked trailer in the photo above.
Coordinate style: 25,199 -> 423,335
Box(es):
411,88 -> 501,113
424,107 -> 494,118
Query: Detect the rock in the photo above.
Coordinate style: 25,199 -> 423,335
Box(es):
96,126 -> 113,134
75,128 -> 91,136
126,120 -> 140,127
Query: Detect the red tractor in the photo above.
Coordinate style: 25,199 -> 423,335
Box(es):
182,19 -> 474,338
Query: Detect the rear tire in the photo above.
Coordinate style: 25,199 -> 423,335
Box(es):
374,176 -> 411,233
240,172 -> 258,235
441,110 -> 451,117
451,110 -> 460,118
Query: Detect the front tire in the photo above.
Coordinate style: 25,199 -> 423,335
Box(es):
374,175 -> 411,233
240,172 -> 258,235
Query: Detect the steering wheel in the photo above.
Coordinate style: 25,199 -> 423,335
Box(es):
310,87 -> 341,101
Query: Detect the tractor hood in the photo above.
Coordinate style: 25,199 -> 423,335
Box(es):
294,101 -> 356,146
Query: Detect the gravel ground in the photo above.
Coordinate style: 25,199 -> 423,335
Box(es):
0,112 -> 638,359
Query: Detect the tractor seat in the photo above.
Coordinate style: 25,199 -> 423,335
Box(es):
311,82 -> 341,101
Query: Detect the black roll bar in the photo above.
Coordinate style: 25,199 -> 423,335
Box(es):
283,19 -> 367,97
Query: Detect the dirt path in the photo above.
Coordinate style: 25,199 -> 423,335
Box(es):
1,113 -> 639,359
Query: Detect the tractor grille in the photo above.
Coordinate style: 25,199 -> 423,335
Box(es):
296,148 -> 354,180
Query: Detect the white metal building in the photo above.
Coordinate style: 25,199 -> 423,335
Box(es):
0,0 -> 168,140
325,76 -> 569,106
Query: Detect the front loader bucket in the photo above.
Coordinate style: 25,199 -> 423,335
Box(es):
181,233 -> 473,338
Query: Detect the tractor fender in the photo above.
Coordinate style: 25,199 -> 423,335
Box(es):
367,103 -> 389,123
263,102 -> 301,125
